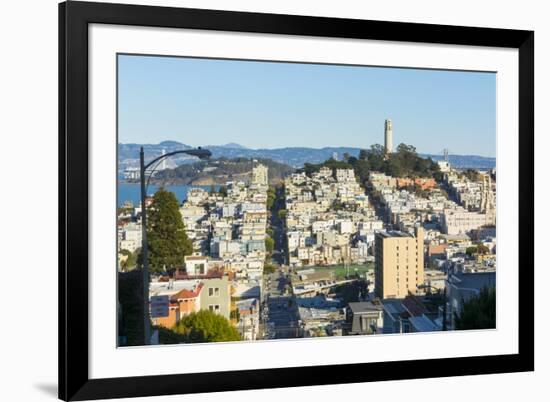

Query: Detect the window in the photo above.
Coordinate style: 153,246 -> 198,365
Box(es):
208,287 -> 220,297
208,304 -> 220,313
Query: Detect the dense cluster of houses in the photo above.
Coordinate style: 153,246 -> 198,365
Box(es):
285,167 -> 383,267
117,155 -> 498,342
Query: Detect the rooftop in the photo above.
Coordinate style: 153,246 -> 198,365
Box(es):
409,315 -> 439,332
381,299 -> 408,318
348,301 -> 383,314
448,271 -> 496,290
377,230 -> 414,239
402,296 -> 429,317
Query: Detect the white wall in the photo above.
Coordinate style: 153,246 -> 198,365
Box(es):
0,0 -> 546,401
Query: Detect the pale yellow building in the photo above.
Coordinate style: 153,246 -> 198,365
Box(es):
251,163 -> 268,186
374,227 -> 424,299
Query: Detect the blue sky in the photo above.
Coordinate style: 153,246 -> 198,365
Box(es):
118,54 -> 496,157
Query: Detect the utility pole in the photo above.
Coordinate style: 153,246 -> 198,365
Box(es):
138,146 -> 211,346
140,147 -> 151,345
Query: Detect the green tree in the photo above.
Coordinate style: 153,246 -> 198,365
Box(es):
454,287 -> 496,330
277,209 -> 287,220
463,169 -> 481,182
263,263 -> 277,274
367,144 -> 386,171
156,326 -> 186,344
218,185 -> 228,197
466,244 -> 491,257
120,248 -> 139,271
265,236 -> 275,254
173,310 -> 241,343
352,159 -> 370,185
118,270 -> 145,346
146,189 -> 192,273
477,244 -> 490,254
465,246 -> 478,257
266,186 -> 276,209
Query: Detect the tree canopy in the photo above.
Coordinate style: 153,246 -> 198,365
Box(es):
265,236 -> 275,254
173,310 -> 241,343
300,143 -> 442,186
145,188 -> 192,273
454,287 -> 496,330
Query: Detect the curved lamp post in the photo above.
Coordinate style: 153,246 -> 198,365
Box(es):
140,146 -> 211,345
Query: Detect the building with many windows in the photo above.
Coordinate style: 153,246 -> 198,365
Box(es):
374,226 -> 425,299
251,163 -> 268,186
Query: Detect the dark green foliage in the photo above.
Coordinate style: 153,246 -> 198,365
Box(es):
156,326 -> 186,344
218,184 -> 228,197
389,143 -> 441,179
266,186 -> 276,209
173,310 -> 241,343
263,263 -> 277,274
454,287 -> 496,330
277,209 -> 287,220
300,143 -> 442,186
477,244 -> 490,254
334,281 -> 368,304
118,269 -> 145,346
462,169 -> 482,182
146,189 -> 192,273
466,244 -> 491,256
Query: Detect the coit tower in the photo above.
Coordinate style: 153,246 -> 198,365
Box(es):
384,119 -> 393,154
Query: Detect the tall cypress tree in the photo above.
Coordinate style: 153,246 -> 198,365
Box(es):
146,188 -> 192,273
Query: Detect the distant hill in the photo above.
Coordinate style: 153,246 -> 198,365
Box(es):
140,157 -> 295,186
118,141 -> 495,171
218,143 -> 248,149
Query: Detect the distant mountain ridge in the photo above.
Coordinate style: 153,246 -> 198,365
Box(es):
118,141 -> 496,170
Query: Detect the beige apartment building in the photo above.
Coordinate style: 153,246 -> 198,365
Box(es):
374,227 -> 425,299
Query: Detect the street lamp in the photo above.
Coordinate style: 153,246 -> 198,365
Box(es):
139,146 -> 211,345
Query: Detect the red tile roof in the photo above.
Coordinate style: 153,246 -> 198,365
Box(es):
170,283 -> 203,301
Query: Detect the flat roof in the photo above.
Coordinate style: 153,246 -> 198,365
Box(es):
377,230 -> 414,239
348,301 -> 382,313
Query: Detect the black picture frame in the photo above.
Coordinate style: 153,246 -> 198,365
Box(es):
59,1 -> 534,400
